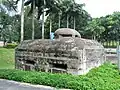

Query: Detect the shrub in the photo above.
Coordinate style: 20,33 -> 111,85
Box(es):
4,43 -> 18,48
0,63 -> 120,90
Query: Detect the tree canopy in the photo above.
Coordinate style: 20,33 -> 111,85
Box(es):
1,0 -> 120,44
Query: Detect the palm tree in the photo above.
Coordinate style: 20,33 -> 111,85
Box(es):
21,0 -> 41,39
16,0 -> 61,40
69,3 -> 83,29
5,0 -> 24,42
46,1 -> 61,37
61,0 -> 87,30
12,0 -> 25,42
24,0 -> 60,39
60,0 -> 74,28
22,0 -> 36,40
73,3 -> 86,30
56,0 -> 62,28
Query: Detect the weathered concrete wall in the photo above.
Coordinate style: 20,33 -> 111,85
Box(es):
15,37 -> 105,75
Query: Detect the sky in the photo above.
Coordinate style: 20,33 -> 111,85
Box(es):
75,0 -> 120,18
18,0 -> 120,18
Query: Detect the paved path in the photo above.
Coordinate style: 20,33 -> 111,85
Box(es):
0,79 -> 55,90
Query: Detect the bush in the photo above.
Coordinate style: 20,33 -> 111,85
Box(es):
4,43 -> 18,48
0,63 -> 120,90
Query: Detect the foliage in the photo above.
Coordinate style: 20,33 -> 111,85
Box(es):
0,48 -> 14,69
23,6 -> 41,40
20,0 -> 61,19
2,0 -> 120,45
84,12 -> 120,43
102,41 -> 118,48
0,63 -> 120,90
99,12 -> 120,42
44,0 -> 91,38
0,6 -> 41,42
3,43 -> 18,48
0,1 -> 19,43
0,11 -> 14,43
0,0 -> 16,12
1,0 -> 91,41
84,18 -> 105,40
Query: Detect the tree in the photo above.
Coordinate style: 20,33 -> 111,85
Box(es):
24,0 -> 61,39
99,12 -> 120,42
0,10 -> 20,44
45,0 -> 61,37
69,3 -> 86,29
0,0 -> 17,12
44,0 -> 91,39
0,0 -> 18,44
22,6 -> 41,40
12,0 -> 24,42
10,6 -> 41,41
60,0 -> 73,28
85,18 -> 105,40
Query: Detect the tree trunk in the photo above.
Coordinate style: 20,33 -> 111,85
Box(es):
42,0 -> 45,39
93,35 -> 96,40
32,0 -> 35,40
92,35 -> 96,40
2,31 -> 6,46
20,0 -> 24,42
42,11 -> 44,39
3,40 -> 6,46
73,16 -> 75,30
58,14 -> 61,28
50,18 -> 52,38
67,14 -> 69,28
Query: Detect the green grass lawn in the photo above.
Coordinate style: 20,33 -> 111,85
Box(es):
0,48 -> 15,69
